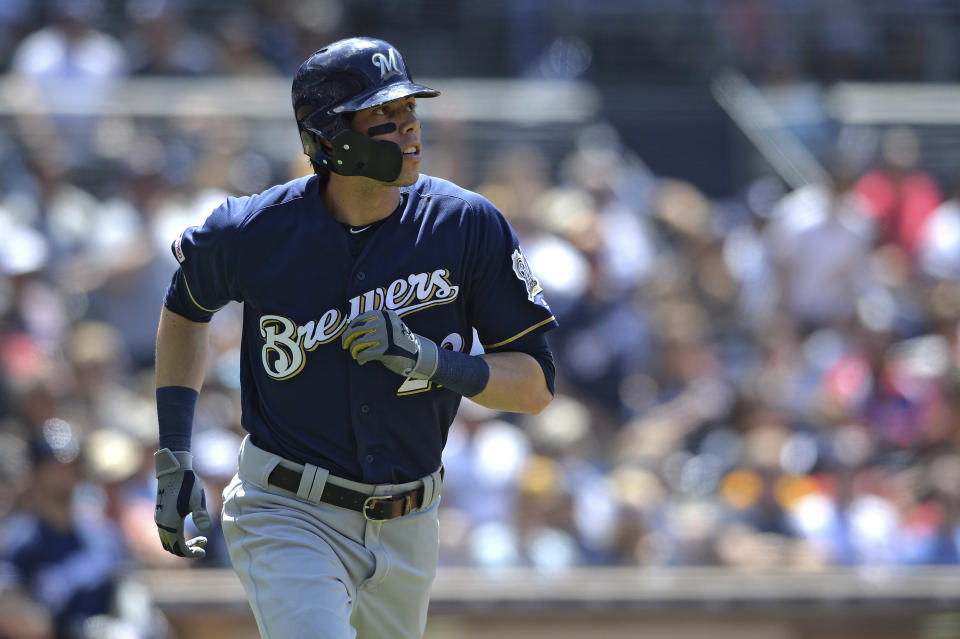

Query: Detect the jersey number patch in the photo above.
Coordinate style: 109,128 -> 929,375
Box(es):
396,332 -> 464,395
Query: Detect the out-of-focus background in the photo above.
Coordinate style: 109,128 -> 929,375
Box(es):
2,1 -> 960,638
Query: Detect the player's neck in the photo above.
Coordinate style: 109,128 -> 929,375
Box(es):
323,175 -> 402,227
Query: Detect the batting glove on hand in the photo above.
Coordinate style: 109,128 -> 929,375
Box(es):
154,448 -> 210,559
342,310 -> 439,379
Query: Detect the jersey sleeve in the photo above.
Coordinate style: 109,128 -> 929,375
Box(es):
165,200 -> 244,317
465,200 -> 558,350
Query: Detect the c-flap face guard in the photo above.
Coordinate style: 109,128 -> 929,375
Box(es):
304,128 -> 403,182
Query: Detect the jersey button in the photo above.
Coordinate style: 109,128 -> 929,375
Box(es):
360,404 -> 370,414
356,271 -> 366,281
365,454 -> 374,463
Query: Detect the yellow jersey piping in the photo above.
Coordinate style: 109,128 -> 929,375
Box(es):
482,316 -> 556,350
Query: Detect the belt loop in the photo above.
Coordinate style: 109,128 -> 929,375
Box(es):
297,464 -> 329,504
307,465 -> 328,504
419,467 -> 442,510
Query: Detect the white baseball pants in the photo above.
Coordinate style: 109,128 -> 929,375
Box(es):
221,436 -> 443,639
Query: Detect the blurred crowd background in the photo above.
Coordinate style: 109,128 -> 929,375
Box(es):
3,0 -> 960,637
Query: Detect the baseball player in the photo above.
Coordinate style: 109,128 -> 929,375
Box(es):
152,37 -> 557,638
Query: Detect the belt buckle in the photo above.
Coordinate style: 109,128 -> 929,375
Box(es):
362,492 -> 415,521
363,495 -> 391,521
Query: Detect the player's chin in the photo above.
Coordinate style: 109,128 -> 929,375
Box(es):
390,167 -> 420,187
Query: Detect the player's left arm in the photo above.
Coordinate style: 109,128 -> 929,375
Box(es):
341,310 -> 554,414
342,196 -> 559,413
472,328 -> 555,413
471,350 -> 552,414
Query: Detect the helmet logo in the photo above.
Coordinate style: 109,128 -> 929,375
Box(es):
371,49 -> 403,80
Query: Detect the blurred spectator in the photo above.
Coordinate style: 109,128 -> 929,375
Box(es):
5,142 -> 142,300
715,0 -> 808,82
441,400 -> 532,567
0,217 -> 60,343
855,125 -> 942,261
0,420 -> 167,638
1,0 -> 958,85
0,0 -> 31,71
64,322 -> 138,429
524,394 -> 618,564
764,160 -> 876,329
10,0 -> 128,167
513,455 -> 584,573
809,0 -> 870,81
918,173 -> 960,281
83,425 -> 174,571
123,0 -> 217,76
443,401 -> 531,528
213,10 -> 278,75
558,125 -> 658,295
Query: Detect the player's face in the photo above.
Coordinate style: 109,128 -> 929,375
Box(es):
351,96 -> 422,186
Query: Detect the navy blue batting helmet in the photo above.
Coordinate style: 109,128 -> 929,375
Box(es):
292,37 -> 439,182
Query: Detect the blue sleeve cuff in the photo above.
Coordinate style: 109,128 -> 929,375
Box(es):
432,349 -> 490,398
157,386 -> 198,451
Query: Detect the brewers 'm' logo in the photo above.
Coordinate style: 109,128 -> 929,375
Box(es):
511,249 -> 542,302
371,49 -> 403,80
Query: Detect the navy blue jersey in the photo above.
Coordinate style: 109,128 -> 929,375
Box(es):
169,174 -> 557,483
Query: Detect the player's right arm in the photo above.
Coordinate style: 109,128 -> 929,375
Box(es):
153,203 -> 242,558
152,305 -> 213,559
153,303 -> 217,560
156,305 -> 210,391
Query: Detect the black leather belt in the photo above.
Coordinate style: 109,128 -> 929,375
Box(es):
267,464 -> 429,521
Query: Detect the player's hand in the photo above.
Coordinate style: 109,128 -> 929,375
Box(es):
341,309 -> 439,379
154,448 -> 210,559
